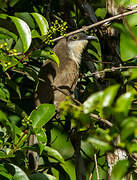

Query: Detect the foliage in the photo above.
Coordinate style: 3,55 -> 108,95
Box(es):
0,0 -> 137,180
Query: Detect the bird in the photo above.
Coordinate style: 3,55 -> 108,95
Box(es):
28,32 -> 97,170
34,32 -> 97,108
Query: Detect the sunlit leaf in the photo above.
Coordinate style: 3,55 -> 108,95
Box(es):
30,48 -> 60,66
10,164 -> 29,180
44,146 -> 64,163
9,16 -> 31,52
30,104 -> 55,132
114,92 -> 134,121
31,13 -> 49,35
101,84 -> 120,108
83,91 -> 103,114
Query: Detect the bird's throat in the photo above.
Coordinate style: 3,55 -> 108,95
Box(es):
68,40 -> 88,66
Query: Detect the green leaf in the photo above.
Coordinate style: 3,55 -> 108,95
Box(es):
9,16 -> 31,52
31,13 -> 49,35
31,29 -> 40,38
101,84 -> 120,108
88,137 -> 112,151
0,83 -> 10,102
120,27 -> 137,61
0,27 -> 17,41
30,104 -> 55,132
44,146 -> 64,163
126,13 -> 137,27
9,0 -> 20,7
83,91 -> 103,114
95,8 -> 107,19
0,151 -> 15,159
100,84 -> 120,117
129,68 -> 137,80
0,14 -> 8,19
10,164 -> 29,180
0,171 -> 12,180
36,128 -> 47,143
5,79 -> 21,99
41,48 -> 60,66
0,101 -> 27,118
121,117 -> 137,140
127,143 -> 137,153
24,67 -> 39,84
15,12 -> 35,29
30,172 -> 56,180
0,53 -> 19,72
30,48 -> 60,66
111,160 -> 129,180
0,111 -> 13,138
114,92 -> 134,121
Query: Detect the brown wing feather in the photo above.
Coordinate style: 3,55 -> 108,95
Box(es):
35,38 -> 79,108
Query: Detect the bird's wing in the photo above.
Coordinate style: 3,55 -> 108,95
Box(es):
34,60 -> 55,106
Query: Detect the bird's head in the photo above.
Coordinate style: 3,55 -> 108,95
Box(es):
66,32 -> 97,66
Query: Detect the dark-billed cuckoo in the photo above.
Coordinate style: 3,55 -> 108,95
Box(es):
29,32 -> 97,170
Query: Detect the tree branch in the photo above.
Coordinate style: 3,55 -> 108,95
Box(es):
53,9 -> 137,42
84,65 -> 137,77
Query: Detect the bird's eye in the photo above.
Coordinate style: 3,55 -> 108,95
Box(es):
72,35 -> 78,40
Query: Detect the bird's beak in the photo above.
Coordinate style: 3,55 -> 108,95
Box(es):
86,35 -> 98,41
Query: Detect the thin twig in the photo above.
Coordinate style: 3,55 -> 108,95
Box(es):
5,72 -> 11,79
84,65 -> 137,77
90,113 -> 112,127
53,9 -> 137,42
89,172 -> 92,180
94,153 -> 100,180
14,130 -> 28,150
